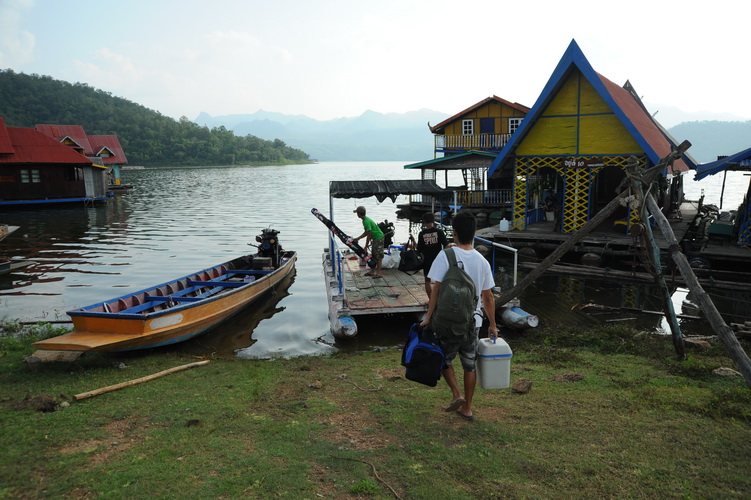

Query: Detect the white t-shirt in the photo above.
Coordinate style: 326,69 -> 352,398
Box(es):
427,247 -> 495,327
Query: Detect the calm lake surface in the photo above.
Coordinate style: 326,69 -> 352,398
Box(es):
1,162 -> 748,358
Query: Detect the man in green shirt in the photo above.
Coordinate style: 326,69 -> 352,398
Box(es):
353,205 -> 384,278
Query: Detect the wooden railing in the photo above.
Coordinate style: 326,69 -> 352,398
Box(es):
435,134 -> 512,152
408,189 -> 512,207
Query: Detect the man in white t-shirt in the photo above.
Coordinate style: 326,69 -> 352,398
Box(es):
421,211 -> 498,422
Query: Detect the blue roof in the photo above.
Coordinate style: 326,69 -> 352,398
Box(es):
693,146 -> 751,180
489,39 -> 694,177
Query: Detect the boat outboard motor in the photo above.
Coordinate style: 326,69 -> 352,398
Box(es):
378,220 -> 395,247
255,228 -> 282,267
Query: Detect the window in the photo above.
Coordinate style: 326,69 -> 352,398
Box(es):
20,169 -> 40,183
65,167 -> 83,181
509,118 -> 523,134
462,119 -> 474,135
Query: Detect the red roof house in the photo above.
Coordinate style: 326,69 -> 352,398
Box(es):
35,124 -> 94,156
0,118 -> 109,205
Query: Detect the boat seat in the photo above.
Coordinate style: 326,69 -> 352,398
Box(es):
146,296 -> 203,304
118,284 -> 213,314
186,280 -> 247,288
113,271 -> 241,314
224,269 -> 273,276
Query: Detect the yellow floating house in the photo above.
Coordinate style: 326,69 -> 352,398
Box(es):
429,95 -> 529,158
488,39 -> 696,233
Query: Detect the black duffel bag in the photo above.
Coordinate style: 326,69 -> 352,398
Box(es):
398,249 -> 424,273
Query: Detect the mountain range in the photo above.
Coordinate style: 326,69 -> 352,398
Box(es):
195,109 -> 449,162
194,108 -> 750,164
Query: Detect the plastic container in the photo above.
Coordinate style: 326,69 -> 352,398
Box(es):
477,337 -> 513,389
499,218 -> 510,231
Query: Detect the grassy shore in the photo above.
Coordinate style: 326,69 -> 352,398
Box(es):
1,321 -> 750,499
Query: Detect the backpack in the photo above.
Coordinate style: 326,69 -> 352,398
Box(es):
398,249 -> 424,273
401,323 -> 444,387
431,248 -> 477,340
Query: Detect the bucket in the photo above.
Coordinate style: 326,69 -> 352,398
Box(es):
477,337 -> 513,389
499,218 -> 510,232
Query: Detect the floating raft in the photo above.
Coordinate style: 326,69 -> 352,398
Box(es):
323,249 -> 428,338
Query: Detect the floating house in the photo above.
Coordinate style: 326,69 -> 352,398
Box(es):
0,118 -> 109,206
693,147 -> 751,246
429,95 -> 530,158
36,124 -> 129,189
88,134 -> 130,189
401,96 -> 529,215
488,39 -> 696,234
401,151 -> 510,215
681,147 -> 751,274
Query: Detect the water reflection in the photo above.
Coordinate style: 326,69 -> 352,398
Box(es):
0,162 -> 749,358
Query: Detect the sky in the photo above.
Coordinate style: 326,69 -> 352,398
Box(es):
1,0 -> 750,127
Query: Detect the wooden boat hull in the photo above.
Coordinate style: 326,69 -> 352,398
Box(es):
34,251 -> 297,352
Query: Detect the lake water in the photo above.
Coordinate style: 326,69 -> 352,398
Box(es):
1,162 -> 748,358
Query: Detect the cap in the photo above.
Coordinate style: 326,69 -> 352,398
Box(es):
353,206 -> 366,215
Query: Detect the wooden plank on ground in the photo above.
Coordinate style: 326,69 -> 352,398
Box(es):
30,350 -> 85,362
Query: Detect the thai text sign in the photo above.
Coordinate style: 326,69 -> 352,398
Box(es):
561,157 -> 605,168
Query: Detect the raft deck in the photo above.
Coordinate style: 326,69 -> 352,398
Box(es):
323,249 -> 428,338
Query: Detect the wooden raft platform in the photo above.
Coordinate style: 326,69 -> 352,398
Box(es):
477,201 -> 700,259
323,249 -> 429,338
340,255 -> 428,314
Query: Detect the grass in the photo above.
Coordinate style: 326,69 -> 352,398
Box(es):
1,321 -> 750,499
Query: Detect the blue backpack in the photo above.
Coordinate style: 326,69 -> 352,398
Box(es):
401,323 -> 444,387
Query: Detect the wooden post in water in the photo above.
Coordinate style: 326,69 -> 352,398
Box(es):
627,158 -> 685,357
645,195 -> 751,388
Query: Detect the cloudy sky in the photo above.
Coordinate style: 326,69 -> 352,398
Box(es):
1,0 -> 749,126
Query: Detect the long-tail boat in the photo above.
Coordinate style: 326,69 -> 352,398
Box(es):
33,228 -> 296,353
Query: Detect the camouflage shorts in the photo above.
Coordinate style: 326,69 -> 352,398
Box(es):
439,328 -> 479,372
371,238 -> 384,260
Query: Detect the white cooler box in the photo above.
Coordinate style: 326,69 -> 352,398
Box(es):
477,337 -> 513,389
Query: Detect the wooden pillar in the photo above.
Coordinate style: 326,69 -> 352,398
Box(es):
628,161 -> 685,357
646,195 -> 751,389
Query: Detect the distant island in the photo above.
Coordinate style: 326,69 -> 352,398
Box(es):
0,70 -> 310,167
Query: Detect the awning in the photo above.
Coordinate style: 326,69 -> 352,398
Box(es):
329,180 -> 448,203
404,151 -> 497,171
693,146 -> 751,181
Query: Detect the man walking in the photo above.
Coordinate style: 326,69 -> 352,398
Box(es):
415,212 -> 448,298
421,211 -> 497,421
353,206 -> 384,278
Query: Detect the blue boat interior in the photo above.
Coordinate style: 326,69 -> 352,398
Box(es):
100,268 -> 274,315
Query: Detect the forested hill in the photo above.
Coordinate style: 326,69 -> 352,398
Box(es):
0,70 -> 310,166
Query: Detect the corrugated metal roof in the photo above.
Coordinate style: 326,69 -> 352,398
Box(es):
404,151 -> 496,170
88,135 -> 128,164
694,146 -> 751,180
36,124 -> 93,154
329,180 -> 448,203
0,120 -> 93,165
597,74 -> 692,173
429,96 -> 530,134
0,118 -> 13,154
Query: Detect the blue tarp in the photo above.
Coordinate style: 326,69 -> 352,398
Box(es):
693,146 -> 751,180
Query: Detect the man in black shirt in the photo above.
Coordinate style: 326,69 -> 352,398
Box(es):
415,212 -> 448,298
